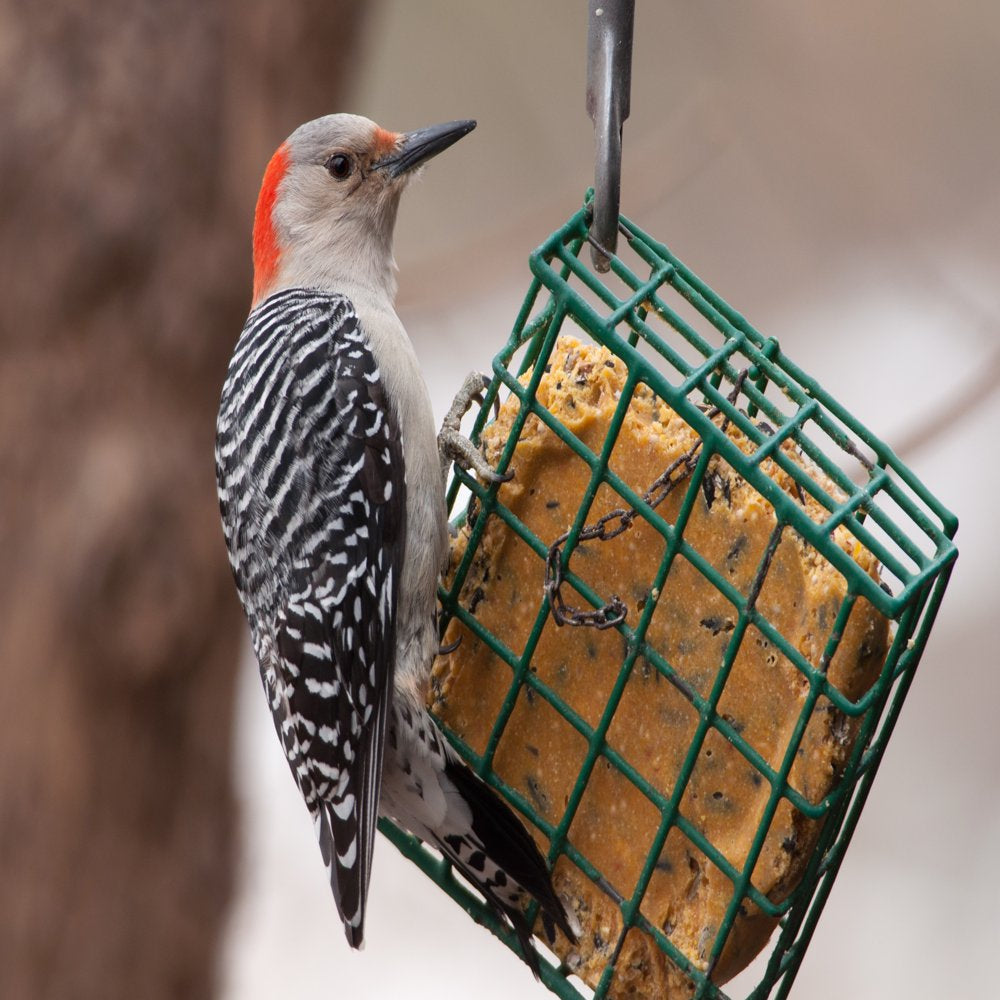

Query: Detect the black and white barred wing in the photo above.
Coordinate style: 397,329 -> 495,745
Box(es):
216,289 -> 405,947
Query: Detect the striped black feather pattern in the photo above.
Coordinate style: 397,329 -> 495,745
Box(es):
216,288 -> 405,946
435,759 -> 579,976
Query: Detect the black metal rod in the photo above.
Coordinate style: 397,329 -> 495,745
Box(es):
586,0 -> 634,272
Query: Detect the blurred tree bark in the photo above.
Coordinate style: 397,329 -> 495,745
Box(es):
0,2 -> 371,998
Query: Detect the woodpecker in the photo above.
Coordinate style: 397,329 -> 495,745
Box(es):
215,114 -> 575,967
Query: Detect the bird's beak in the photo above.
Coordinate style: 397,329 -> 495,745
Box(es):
373,120 -> 477,179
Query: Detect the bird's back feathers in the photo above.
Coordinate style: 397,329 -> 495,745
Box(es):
217,288 -> 406,945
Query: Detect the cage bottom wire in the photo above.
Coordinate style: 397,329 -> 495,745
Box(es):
378,196 -> 957,999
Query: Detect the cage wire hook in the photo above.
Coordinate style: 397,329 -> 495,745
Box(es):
586,0 -> 634,272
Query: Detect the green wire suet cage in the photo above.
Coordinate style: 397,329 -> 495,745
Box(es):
379,197 -> 958,999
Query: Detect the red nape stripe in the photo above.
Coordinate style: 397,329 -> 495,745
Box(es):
372,127 -> 400,158
252,142 -> 290,306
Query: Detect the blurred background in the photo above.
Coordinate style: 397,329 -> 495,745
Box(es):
2,2 -> 997,998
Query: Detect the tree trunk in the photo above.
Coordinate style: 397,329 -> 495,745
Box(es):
0,3 -> 370,997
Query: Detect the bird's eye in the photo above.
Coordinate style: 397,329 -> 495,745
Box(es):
325,154 -> 353,180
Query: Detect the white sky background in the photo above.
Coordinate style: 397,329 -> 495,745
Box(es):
220,3 -> 1000,998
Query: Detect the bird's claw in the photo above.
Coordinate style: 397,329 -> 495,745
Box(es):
442,372 -> 488,429
438,427 -> 513,485
439,372 -> 512,485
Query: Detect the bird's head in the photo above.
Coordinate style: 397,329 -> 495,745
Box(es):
251,113 -> 476,306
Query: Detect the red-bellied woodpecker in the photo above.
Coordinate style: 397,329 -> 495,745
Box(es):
215,114 -> 575,968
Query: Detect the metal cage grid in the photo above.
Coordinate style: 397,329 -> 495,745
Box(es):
378,199 -> 958,999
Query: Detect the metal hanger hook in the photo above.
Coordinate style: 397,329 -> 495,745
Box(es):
586,0 -> 634,272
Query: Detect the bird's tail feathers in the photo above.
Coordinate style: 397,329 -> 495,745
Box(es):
316,798 -> 368,950
438,759 -> 579,975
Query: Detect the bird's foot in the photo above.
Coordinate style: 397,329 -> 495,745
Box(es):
439,372 -> 512,485
439,427 -> 512,485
